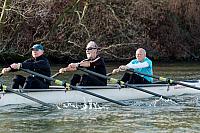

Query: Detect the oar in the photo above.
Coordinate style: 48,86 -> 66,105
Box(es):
51,72 -> 60,78
0,73 -> 3,77
20,68 -> 128,106
128,68 -> 200,91
0,72 -> 54,107
77,67 -> 178,103
0,84 -> 55,108
106,73 -> 112,76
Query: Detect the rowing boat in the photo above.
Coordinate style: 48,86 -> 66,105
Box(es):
0,80 -> 200,106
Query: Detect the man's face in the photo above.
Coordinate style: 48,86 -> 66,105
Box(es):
32,50 -> 44,58
136,49 -> 145,62
85,43 -> 97,59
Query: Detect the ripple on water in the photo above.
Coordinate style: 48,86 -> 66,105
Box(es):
0,94 -> 200,132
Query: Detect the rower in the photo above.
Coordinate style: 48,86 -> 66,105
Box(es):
1,44 -> 51,89
59,41 -> 107,86
111,48 -> 153,84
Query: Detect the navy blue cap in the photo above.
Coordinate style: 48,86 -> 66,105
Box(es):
31,44 -> 44,51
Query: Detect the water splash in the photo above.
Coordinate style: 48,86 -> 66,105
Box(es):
152,96 -> 178,107
55,98 -> 109,110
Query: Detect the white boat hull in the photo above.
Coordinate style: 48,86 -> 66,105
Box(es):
1,81 -> 200,106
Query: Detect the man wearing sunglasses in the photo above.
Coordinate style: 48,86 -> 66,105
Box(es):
59,41 -> 107,86
1,44 -> 51,89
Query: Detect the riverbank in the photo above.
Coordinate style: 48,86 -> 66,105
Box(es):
0,0 -> 200,62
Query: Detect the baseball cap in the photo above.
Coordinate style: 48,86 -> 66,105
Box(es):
31,44 -> 44,51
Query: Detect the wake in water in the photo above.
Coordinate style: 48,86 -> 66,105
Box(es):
121,94 -> 200,108
1,93 -> 200,113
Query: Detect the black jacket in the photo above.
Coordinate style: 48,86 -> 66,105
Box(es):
21,55 -> 51,84
81,57 -> 107,86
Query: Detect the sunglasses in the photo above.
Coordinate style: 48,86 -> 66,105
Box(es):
85,47 -> 97,51
32,49 -> 41,51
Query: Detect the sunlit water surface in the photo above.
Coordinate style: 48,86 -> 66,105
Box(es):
0,62 -> 200,133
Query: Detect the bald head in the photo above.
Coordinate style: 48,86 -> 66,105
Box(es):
87,41 -> 98,49
136,48 -> 146,62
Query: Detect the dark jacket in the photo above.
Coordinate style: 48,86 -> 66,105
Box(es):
81,57 -> 107,86
21,55 -> 51,84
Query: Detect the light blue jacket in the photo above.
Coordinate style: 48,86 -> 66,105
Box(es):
127,57 -> 153,83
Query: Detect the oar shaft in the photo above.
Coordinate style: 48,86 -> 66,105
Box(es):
51,72 -> 60,78
129,68 -> 200,91
174,81 -> 200,91
78,67 -> 109,80
21,68 -> 54,81
71,85 -> 128,106
106,73 -> 112,76
21,68 -> 128,106
128,69 -> 160,80
78,67 -> 178,103
125,83 -> 178,103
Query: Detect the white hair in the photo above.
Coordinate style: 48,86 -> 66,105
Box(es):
137,48 -> 146,55
87,41 -> 98,48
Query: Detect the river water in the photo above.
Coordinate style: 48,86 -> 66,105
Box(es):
0,62 -> 200,133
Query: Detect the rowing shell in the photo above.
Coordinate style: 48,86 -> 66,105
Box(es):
0,80 -> 200,106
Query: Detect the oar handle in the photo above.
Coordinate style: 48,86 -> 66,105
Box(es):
106,73 -> 112,76
51,72 -> 60,78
